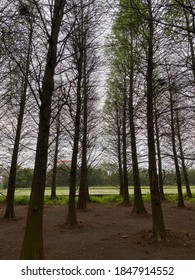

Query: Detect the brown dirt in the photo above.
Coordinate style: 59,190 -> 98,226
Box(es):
0,202 -> 195,260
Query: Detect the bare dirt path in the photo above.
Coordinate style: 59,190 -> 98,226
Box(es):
0,202 -> 195,259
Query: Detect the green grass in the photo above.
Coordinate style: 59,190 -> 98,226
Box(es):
44,196 -> 69,205
90,195 -> 123,204
1,189 -> 195,206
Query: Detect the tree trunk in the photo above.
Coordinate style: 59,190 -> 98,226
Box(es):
154,98 -> 166,201
66,97 -> 81,224
175,111 -> 192,198
122,77 -> 130,206
116,105 -> 124,196
4,26 -> 33,219
50,115 -> 60,200
77,75 -> 88,210
169,83 -> 185,208
128,53 -> 146,214
20,0 -> 66,259
146,0 -> 165,239
66,60 -> 82,226
118,137 -> 124,196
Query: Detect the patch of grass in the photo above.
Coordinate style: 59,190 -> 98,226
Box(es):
90,195 -> 123,204
184,193 -> 195,203
164,193 -> 195,203
1,192 -> 195,206
142,193 -> 151,202
0,196 -> 5,204
15,196 -> 30,205
44,196 -> 69,205
165,194 -> 177,202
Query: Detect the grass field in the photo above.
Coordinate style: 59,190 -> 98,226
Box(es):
1,186 -> 195,205
1,185 -> 195,196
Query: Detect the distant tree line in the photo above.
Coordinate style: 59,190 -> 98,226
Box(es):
2,165 -> 195,188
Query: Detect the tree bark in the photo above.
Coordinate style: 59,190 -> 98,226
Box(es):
20,0 -> 66,259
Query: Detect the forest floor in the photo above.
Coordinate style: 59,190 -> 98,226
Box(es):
0,201 -> 195,260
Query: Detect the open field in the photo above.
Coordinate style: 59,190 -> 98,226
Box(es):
1,186 -> 195,197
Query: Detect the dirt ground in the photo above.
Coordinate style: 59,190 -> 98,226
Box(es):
0,201 -> 195,260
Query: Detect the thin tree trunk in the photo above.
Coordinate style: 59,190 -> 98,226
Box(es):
175,111 -> 192,198
66,93 -> 81,224
146,0 -> 165,239
154,98 -> 166,201
116,106 -> 124,196
169,83 -> 185,208
77,78 -> 88,210
118,135 -> 124,196
66,61 -> 82,225
50,115 -> 60,200
4,26 -> 33,219
20,0 -> 66,259
128,53 -> 146,214
122,77 -> 130,206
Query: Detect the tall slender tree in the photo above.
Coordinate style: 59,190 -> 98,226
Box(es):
20,0 -> 67,259
4,3 -> 34,218
145,0 -> 165,239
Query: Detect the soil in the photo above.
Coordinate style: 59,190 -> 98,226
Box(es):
0,201 -> 195,260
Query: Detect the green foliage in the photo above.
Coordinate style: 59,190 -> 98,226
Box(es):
3,165 -> 195,190
46,164 -> 70,187
16,168 -> 33,188
0,191 -> 195,206
90,195 -> 123,204
142,193 -> 151,202
15,196 -> 30,205
0,196 -> 5,203
88,167 -> 108,186
2,168 -> 33,189
44,196 -> 69,205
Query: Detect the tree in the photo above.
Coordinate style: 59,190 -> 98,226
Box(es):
103,84 -> 124,195
50,113 -> 61,200
20,0 -> 67,259
154,91 -> 166,201
175,109 -> 192,198
167,72 -> 185,207
145,0 -> 165,239
77,0 -> 102,210
3,2 -> 34,218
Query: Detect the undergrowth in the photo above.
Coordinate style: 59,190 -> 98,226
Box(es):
0,193 -> 195,206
